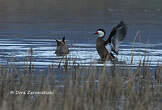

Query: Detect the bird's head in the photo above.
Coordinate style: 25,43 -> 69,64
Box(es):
94,28 -> 106,38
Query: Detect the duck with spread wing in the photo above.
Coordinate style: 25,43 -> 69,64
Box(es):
94,21 -> 127,61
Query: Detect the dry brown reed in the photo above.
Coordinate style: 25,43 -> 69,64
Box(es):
0,53 -> 161,110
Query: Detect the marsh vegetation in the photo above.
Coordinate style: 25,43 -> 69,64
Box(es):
0,48 -> 161,110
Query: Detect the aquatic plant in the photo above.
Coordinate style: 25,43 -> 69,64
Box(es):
0,49 -> 161,110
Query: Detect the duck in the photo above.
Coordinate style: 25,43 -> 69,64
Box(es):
94,21 -> 127,61
55,36 -> 69,56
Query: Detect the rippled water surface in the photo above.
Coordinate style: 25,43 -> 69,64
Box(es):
0,0 -> 162,69
0,38 -> 161,68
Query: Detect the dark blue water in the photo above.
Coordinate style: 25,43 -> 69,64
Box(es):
0,0 -> 162,68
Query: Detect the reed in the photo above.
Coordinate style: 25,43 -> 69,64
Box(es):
0,33 -> 162,110
0,50 -> 161,110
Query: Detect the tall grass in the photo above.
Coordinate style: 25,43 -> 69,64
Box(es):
0,49 -> 161,110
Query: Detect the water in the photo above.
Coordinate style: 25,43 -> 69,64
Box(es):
0,38 -> 162,68
0,0 -> 162,69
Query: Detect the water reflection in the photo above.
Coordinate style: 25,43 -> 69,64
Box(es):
0,38 -> 161,68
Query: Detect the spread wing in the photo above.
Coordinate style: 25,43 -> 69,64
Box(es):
113,21 -> 127,41
106,21 -> 127,54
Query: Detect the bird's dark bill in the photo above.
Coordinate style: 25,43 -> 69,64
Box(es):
94,32 -> 98,35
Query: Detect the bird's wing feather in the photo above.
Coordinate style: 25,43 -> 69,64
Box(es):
111,37 -> 120,53
115,23 -> 127,41
105,28 -> 116,45
62,36 -> 65,43
105,44 -> 112,53
111,21 -> 127,52
56,40 -> 64,46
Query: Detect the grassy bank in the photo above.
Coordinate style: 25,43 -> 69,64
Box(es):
0,55 -> 161,110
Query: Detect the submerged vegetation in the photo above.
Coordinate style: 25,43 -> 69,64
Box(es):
0,46 -> 161,110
